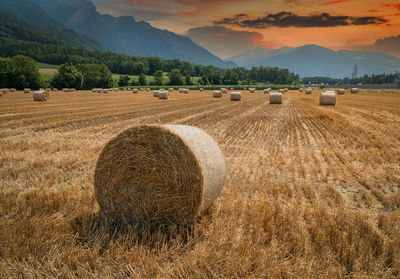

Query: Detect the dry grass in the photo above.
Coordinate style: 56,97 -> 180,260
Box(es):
0,89 -> 400,278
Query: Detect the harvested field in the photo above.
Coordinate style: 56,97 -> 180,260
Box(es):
1,89 -> 400,278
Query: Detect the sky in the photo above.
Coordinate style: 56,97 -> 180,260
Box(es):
91,0 -> 400,59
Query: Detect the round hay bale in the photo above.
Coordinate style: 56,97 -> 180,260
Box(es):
270,93 -> 283,104
306,88 -> 312,94
146,88 -> 150,92
92,88 -> 97,93
264,88 -> 270,94
279,88 -> 285,93
221,88 -> 228,94
250,88 -> 255,93
33,90 -> 48,102
169,88 -> 174,92
97,89 -> 102,93
320,92 -> 336,106
103,89 -> 109,94
337,89 -> 345,94
351,88 -> 358,94
183,89 -> 189,94
94,124 -> 226,225
284,88 -> 288,92
1,89 -> 8,95
24,88 -> 31,94
200,88 -> 203,91
299,88 -> 304,92
10,88 -> 16,92
133,89 -> 138,94
53,88 -> 58,91
158,90 -> 168,99
230,92 -> 242,101
153,90 -> 159,97
213,90 -> 222,98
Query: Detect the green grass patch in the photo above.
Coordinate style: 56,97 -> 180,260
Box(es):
37,62 -> 59,69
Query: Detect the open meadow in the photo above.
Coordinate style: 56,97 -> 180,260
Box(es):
1,89 -> 400,278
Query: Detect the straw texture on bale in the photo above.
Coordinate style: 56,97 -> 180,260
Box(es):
33,90 -> 48,102
158,90 -> 168,99
230,92 -> 241,101
270,93 -> 283,104
320,92 -> 336,106
306,88 -> 312,94
94,124 -> 226,225
213,90 -> 222,98
351,88 -> 358,94
338,89 -> 345,94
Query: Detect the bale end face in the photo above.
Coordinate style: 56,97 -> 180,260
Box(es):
230,92 -> 242,101
93,125 -> 226,226
33,90 -> 48,102
320,92 -> 336,106
270,93 -> 283,104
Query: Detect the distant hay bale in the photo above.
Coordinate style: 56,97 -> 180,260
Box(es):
230,87 -> 234,90
140,88 -> 144,91
279,89 -> 285,93
337,89 -> 345,94
158,90 -> 169,99
103,89 -> 109,94
200,88 -> 203,91
53,88 -> 57,91
153,90 -> 159,97
63,88 -> 68,92
270,93 -> 283,104
1,89 -> 7,95
169,88 -> 174,92
213,90 -> 222,98
306,88 -> 312,94
351,88 -> 358,94
230,92 -> 241,101
10,88 -> 16,92
221,88 -> 228,94
133,89 -> 138,94
299,88 -> 304,92
320,92 -> 336,106
264,88 -> 270,94
183,89 -> 189,94
97,89 -> 102,93
24,88 -> 31,94
94,124 -> 226,226
179,88 -> 184,93
284,88 -> 288,92
33,90 -> 48,102
146,88 -> 150,91
250,88 -> 255,93
92,88 -> 97,93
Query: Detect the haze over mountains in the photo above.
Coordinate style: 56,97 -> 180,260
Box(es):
0,0 -> 236,68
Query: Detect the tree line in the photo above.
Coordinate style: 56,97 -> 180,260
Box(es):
0,38 -> 300,86
302,73 -> 400,85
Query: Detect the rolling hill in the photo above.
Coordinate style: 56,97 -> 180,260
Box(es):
3,0 -> 235,68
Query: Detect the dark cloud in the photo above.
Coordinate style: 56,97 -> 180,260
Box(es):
214,11 -> 388,28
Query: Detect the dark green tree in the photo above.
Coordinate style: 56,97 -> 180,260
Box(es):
138,73 -> 147,86
78,64 -> 113,89
118,75 -> 130,87
185,75 -> 193,86
0,55 -> 42,89
168,69 -> 185,85
153,70 -> 163,85
51,63 -> 83,89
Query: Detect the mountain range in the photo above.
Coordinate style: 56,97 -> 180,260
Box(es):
0,0 -> 236,68
228,45 -> 400,78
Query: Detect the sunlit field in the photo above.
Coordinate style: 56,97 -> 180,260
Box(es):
1,89 -> 399,278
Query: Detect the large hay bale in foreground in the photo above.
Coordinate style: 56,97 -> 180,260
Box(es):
320,92 -> 336,106
270,93 -> 283,104
158,90 -> 168,99
337,89 -> 345,94
230,92 -> 241,101
94,124 -> 226,225
213,90 -> 222,98
351,88 -> 358,94
33,90 -> 48,102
